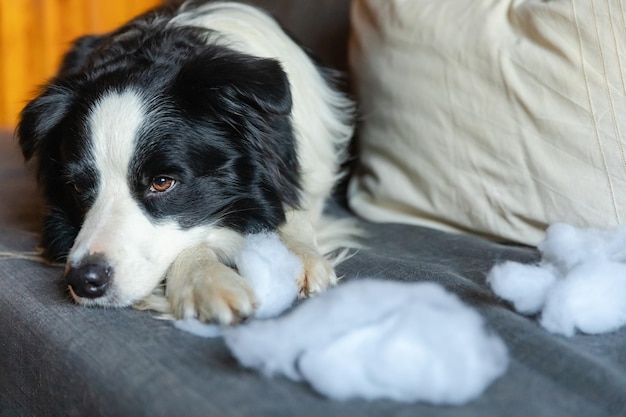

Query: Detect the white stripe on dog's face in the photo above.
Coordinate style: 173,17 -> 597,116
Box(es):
68,90 -> 205,307
70,90 -> 143,260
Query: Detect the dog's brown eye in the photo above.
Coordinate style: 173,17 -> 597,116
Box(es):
150,176 -> 176,193
73,184 -> 85,194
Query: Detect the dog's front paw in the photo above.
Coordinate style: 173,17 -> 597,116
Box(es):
295,250 -> 337,298
166,247 -> 257,325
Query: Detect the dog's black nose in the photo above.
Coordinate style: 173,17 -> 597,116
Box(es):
66,255 -> 112,298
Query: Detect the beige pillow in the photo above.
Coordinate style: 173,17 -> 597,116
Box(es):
348,0 -> 626,246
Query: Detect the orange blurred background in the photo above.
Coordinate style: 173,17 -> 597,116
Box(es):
0,0 -> 161,129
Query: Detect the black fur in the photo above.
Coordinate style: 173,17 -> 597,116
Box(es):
17,6 -> 302,262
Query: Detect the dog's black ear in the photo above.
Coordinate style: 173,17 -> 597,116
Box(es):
18,35 -> 98,161
173,48 -> 292,116
58,35 -> 104,75
17,84 -> 73,161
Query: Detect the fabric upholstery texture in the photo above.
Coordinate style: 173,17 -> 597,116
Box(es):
348,0 -> 626,246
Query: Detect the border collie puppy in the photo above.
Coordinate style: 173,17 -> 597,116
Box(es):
17,1 -> 356,324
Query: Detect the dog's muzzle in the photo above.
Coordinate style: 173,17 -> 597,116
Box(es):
65,253 -> 113,298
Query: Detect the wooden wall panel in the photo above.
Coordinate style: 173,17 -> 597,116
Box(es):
0,0 -> 161,128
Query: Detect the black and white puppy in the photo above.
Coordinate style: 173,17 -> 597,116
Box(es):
17,1 -> 356,324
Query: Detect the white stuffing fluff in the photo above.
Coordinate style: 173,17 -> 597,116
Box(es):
488,262 -> 558,315
174,317 -> 223,338
178,278 -> 509,404
175,231 -> 300,333
488,223 -> 626,336
540,261 -> 626,336
174,234 -> 509,404
234,232 -> 301,319
539,223 -> 626,272
224,279 -> 508,404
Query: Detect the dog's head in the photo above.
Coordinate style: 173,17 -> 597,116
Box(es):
17,24 -> 300,307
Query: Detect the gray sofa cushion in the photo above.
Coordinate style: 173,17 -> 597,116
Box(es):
2,132 -> 626,417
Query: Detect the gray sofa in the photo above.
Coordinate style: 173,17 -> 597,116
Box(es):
2,1 -> 626,416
